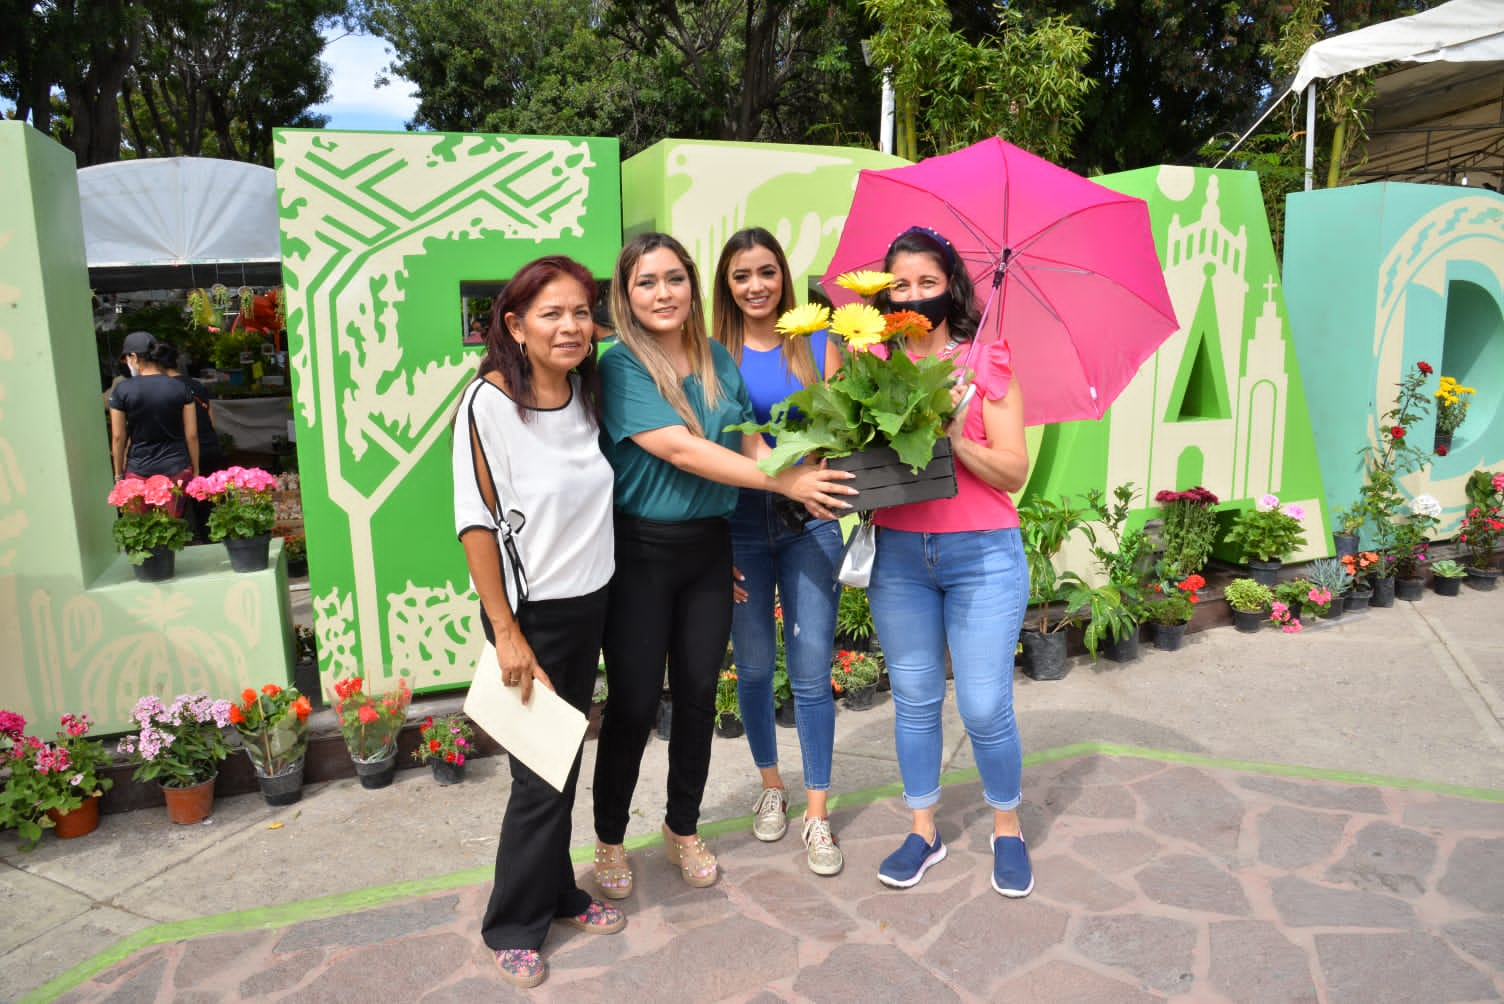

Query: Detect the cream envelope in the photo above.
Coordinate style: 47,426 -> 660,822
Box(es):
462,642 -> 589,793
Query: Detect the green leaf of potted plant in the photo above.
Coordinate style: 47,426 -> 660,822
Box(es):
107,475 -> 191,580
0,711 -> 114,849
413,714 -> 474,784
1224,494 -> 1308,581
1061,575 -> 1139,662
1223,578 -> 1272,633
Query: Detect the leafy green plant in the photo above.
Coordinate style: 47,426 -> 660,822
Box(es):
186,466 -> 278,541
107,475 -> 191,564
1138,573 -> 1204,625
1273,579 -> 1315,610
1223,578 -> 1273,613
230,684 -> 311,777
733,303 -> 958,474
1061,576 -> 1136,658
1085,483 -> 1152,588
1018,494 -> 1095,633
1331,504 -> 1364,536
117,694 -> 234,788
1225,494 -> 1308,562
1465,469 -> 1503,511
835,587 -> 874,645
1356,361 -> 1435,561
1305,558 -> 1353,598
1429,559 -> 1466,579
1153,486 -> 1221,579
0,711 -> 114,850
715,671 -> 740,720
413,714 -> 474,766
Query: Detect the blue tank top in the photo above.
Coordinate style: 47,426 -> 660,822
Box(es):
739,330 -> 830,428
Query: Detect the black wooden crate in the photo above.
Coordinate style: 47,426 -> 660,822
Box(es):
827,438 -> 957,513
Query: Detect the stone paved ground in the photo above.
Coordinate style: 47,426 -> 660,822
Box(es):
46,753 -> 1504,1003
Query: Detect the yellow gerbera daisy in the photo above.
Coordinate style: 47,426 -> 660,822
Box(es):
829,303 -> 888,351
773,302 -> 831,338
834,270 -> 895,297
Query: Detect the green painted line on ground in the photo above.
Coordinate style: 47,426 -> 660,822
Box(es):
26,741 -> 1503,1002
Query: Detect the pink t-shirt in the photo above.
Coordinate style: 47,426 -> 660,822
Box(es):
873,339 -> 1020,534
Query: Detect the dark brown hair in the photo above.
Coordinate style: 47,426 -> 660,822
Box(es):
478,256 -> 602,424
877,227 -> 980,342
711,227 -> 820,389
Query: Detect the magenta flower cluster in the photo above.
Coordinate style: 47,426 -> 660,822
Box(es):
1154,486 -> 1219,506
184,465 -> 278,502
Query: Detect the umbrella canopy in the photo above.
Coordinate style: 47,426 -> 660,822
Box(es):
821,137 -> 1178,426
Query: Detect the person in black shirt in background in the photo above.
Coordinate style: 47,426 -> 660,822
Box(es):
108,331 -> 199,516
158,340 -> 226,540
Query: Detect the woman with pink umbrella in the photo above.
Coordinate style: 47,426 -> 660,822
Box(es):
866,226 -> 1034,897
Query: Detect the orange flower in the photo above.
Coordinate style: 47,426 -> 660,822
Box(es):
882,309 -> 933,341
241,688 -> 257,704
228,704 -> 245,724
292,696 -> 312,721
357,705 -> 378,724
261,683 -> 282,696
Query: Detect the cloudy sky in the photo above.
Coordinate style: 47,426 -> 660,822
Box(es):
312,28 -> 419,132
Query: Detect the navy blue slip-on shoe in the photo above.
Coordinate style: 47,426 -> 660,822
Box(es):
878,831 -> 947,889
990,834 -> 1034,898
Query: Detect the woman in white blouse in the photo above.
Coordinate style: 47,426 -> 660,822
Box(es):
452,255 -> 623,989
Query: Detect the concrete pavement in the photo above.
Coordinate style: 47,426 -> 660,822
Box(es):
4,583 -> 1503,1002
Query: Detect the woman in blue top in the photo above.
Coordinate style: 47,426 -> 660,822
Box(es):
711,228 -> 847,876
591,232 -> 854,899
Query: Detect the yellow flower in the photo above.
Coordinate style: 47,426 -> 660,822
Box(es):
834,270 -> 895,297
773,303 -> 830,338
1456,384 -> 1476,395
829,303 -> 888,350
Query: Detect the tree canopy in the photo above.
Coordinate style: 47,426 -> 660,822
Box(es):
0,0 -> 346,166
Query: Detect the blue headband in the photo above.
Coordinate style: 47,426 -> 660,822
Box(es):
889,226 -> 958,272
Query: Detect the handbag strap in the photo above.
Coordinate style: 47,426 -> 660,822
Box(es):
468,394 -> 530,608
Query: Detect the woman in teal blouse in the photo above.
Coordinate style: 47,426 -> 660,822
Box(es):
591,232 -> 853,898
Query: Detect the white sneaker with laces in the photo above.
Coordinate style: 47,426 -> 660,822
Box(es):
752,787 -> 788,842
802,816 -> 844,876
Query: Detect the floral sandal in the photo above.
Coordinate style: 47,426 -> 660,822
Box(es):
493,948 -> 545,989
593,842 -> 633,900
662,824 -> 719,888
559,898 -> 626,935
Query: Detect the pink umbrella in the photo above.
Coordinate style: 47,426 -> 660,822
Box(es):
821,137 -> 1178,426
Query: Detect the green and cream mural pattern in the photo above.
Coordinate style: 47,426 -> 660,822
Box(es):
2,122 -> 293,735
1284,183 -> 1504,537
274,130 -> 620,693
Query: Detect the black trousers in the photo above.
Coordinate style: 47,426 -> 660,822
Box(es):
479,585 -> 608,952
593,514 -> 733,843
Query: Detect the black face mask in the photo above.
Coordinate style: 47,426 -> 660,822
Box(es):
889,291 -> 951,331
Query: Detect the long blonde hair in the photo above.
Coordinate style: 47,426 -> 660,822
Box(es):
711,227 -> 820,389
611,233 -> 721,437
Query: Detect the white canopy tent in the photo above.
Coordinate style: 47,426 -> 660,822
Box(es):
1219,0 -> 1504,190
78,157 -> 283,292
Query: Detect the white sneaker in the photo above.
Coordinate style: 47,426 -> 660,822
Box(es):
802,816 -> 844,876
752,787 -> 788,842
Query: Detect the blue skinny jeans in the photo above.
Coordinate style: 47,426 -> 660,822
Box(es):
866,526 -> 1029,812
728,489 -> 842,792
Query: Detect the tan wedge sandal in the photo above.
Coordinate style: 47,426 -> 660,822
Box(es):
593,842 -> 633,900
662,824 -> 719,888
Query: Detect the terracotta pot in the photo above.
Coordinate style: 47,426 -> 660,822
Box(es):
48,796 -> 101,839
161,775 -> 216,824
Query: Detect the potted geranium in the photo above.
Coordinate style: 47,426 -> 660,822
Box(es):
734,272 -> 962,507
831,650 -> 883,710
1429,559 -> 1466,597
1458,504 -> 1503,590
231,684 -> 312,806
184,466 -> 279,571
0,711 -> 114,849
331,676 -> 412,788
1223,578 -> 1272,633
117,693 -> 233,824
1432,375 -> 1474,454
1139,574 -> 1204,651
713,671 -> 743,738
107,475 -> 191,581
413,714 -> 474,785
1224,494 -> 1307,583
277,527 -> 308,577
1153,486 -> 1220,580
